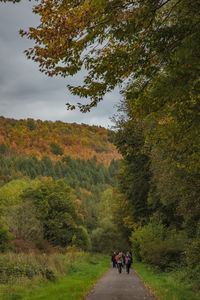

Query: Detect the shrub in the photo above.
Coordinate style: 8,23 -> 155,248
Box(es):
130,222 -> 186,269
141,233 -> 186,269
130,222 -> 166,262
0,253 -> 56,283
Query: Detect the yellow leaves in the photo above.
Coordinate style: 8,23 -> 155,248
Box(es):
0,117 -> 120,165
123,216 -> 134,230
158,117 -> 172,125
175,162 -> 186,169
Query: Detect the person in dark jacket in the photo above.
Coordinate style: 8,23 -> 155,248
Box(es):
125,252 -> 132,274
111,251 -> 117,268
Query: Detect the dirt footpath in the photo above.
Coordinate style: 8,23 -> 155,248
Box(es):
85,266 -> 156,300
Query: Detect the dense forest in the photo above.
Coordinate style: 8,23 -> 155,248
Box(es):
0,117 -> 120,254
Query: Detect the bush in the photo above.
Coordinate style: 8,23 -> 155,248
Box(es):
0,259 -> 53,283
141,234 -> 186,269
0,253 -> 56,283
130,222 -> 166,262
130,222 -> 186,269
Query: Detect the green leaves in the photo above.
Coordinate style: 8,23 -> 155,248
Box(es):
16,0 -> 187,110
21,180 -> 81,247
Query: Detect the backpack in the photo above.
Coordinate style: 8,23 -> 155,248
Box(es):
126,255 -> 132,264
117,253 -> 122,262
128,256 -> 132,263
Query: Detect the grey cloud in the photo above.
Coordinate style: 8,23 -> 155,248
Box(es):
0,1 -> 120,128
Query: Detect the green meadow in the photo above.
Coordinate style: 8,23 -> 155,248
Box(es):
0,252 -> 110,300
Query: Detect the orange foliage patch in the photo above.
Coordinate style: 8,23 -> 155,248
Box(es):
0,116 -> 121,165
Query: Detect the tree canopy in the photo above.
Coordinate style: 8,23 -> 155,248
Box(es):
21,180 -> 83,247
1,0 -> 191,112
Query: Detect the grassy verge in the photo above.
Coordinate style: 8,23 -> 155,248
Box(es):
133,260 -> 200,300
0,252 -> 110,300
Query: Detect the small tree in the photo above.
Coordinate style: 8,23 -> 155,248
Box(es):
50,142 -> 63,156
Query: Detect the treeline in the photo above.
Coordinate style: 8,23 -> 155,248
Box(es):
0,151 -> 117,189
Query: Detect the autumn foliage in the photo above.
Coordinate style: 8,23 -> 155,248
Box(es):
0,116 -> 120,165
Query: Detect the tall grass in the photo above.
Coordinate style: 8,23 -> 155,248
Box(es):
0,251 -> 110,300
133,260 -> 200,300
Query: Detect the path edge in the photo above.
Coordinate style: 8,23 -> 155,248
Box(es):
132,267 -> 159,300
82,264 -> 112,300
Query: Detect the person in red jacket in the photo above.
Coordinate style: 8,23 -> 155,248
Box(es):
116,252 -> 123,273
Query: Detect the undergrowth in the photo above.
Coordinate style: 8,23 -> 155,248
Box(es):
133,259 -> 200,300
0,251 -> 109,300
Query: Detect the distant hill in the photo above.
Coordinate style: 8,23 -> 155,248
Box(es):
0,116 -> 120,165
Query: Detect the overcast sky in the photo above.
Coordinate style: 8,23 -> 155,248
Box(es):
0,1 -> 120,128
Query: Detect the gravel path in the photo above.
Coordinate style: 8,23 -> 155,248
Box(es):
85,266 -> 157,300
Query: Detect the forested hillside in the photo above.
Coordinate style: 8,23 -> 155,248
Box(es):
0,116 -> 120,255
0,116 -> 120,164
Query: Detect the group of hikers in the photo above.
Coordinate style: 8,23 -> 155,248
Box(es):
111,251 -> 132,274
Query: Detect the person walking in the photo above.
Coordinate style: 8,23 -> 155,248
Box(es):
125,252 -> 132,274
116,251 -> 123,274
111,251 -> 117,268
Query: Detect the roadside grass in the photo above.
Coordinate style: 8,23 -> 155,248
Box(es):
133,260 -> 200,300
0,252 -> 110,300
